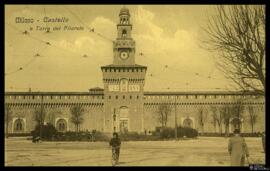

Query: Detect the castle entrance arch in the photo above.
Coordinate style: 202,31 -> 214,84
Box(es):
119,106 -> 129,133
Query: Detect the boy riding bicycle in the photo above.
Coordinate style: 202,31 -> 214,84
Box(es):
109,132 -> 121,165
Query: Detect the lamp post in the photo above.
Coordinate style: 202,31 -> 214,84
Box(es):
39,94 -> 44,140
174,95 -> 178,140
113,108 -> 116,133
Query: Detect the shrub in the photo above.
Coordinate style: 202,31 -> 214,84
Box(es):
51,131 -> 109,142
31,123 -> 58,140
198,132 -> 262,137
159,126 -> 198,139
94,131 -> 110,141
119,132 -> 160,141
7,133 -> 31,137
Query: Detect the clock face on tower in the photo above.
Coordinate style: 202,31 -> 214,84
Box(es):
120,51 -> 129,60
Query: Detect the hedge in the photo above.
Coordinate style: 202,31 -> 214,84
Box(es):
198,132 -> 263,137
159,126 -> 198,139
119,132 -> 160,141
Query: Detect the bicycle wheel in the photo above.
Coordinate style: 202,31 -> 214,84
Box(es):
112,149 -> 117,166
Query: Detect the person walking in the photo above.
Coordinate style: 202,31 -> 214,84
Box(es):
262,131 -> 265,153
228,129 -> 249,166
109,132 -> 121,166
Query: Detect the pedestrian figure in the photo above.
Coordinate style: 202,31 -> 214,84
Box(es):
228,129 -> 249,166
92,130 -> 96,142
262,132 -> 265,153
109,132 -> 121,166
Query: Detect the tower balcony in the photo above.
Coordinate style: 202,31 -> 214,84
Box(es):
113,40 -> 135,48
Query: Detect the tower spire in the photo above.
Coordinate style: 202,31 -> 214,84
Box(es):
113,6 -> 135,65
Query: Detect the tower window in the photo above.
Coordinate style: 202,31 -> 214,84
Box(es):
130,95 -> 132,99
109,96 -> 111,99
116,95 -> 118,99
137,95 -> 139,99
122,29 -> 127,38
122,18 -> 128,24
123,95 -> 125,99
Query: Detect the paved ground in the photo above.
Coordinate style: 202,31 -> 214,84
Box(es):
5,137 -> 265,166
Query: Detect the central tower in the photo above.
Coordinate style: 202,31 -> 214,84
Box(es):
113,7 -> 136,65
101,7 -> 147,133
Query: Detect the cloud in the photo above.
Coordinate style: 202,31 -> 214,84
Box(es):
5,5 -> 230,91
133,6 -> 196,54
91,16 -> 116,39
132,6 -> 199,70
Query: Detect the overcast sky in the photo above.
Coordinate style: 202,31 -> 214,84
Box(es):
5,5 -> 236,92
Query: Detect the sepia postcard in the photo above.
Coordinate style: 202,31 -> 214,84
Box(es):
4,4 -> 266,167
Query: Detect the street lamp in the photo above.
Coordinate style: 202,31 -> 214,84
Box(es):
113,108 -> 116,132
174,95 -> 178,140
39,94 -> 44,140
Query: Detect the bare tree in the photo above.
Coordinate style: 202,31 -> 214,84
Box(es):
34,108 -> 46,127
47,110 -> 62,125
210,106 -> 217,133
229,99 -> 245,132
47,112 -> 55,125
70,105 -> 85,132
198,107 -> 208,135
213,106 -> 224,134
5,105 -> 12,138
220,105 -> 231,136
33,107 -> 46,139
157,103 -> 171,128
202,5 -> 265,94
248,105 -> 258,134
231,99 -> 244,119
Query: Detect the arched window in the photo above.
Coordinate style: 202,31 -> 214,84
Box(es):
183,118 -> 193,128
122,29 -> 127,38
56,119 -> 67,132
120,79 -> 128,92
14,119 -> 24,132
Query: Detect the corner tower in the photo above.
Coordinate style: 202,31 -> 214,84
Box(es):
101,7 -> 147,133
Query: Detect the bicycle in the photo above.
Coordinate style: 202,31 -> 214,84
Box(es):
111,146 -> 119,166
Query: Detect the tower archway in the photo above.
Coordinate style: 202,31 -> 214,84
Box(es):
119,106 -> 129,133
